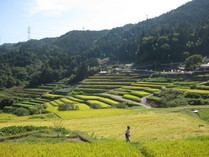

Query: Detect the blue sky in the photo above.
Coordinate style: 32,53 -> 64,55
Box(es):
0,0 -> 191,44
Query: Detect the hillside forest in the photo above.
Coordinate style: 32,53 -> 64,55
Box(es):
0,0 -> 209,89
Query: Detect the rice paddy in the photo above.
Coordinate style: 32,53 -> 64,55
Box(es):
1,73 -> 209,156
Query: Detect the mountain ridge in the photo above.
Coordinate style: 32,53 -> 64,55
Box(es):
0,0 -> 209,88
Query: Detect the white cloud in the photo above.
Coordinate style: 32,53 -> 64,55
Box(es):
31,0 -> 82,16
29,0 -> 192,36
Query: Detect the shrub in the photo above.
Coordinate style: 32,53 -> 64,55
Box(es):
29,107 -> 39,115
0,125 -> 48,136
89,103 -> 101,109
0,98 -> 14,110
184,92 -> 201,99
188,99 -> 209,105
115,102 -> 128,109
14,108 -> 30,116
87,100 -> 110,109
158,89 -> 188,107
3,106 -> 16,113
58,103 -> 79,111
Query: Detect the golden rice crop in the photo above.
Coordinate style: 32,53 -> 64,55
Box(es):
0,141 -> 143,157
75,103 -> 90,110
179,88 -> 209,94
130,91 -> 151,97
1,110 -> 209,142
123,94 -> 141,101
67,96 -> 83,102
0,113 -> 16,119
42,94 -> 64,97
140,140 -> 209,157
96,97 -> 120,105
54,109 -> 135,119
49,101 -> 58,106
45,102 -> 58,113
76,95 -> 100,100
60,98 -> 74,103
54,99 -> 64,105
136,82 -> 171,85
75,95 -> 120,105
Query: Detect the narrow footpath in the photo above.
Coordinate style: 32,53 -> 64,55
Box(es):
103,93 -> 152,109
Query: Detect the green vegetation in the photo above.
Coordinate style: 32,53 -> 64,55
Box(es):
199,108 -> 209,122
156,89 -> 188,108
123,94 -> 141,102
0,0 -> 209,156
0,125 -> 48,136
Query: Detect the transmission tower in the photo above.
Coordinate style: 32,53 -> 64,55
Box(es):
27,26 -> 30,41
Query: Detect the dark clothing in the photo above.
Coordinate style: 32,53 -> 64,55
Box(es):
125,133 -> 130,142
125,129 -> 130,142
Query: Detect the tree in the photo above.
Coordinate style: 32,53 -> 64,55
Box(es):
14,108 -> 30,116
0,98 -> 14,110
58,103 -> 78,111
73,63 -> 88,83
185,54 -> 203,71
159,89 -> 188,107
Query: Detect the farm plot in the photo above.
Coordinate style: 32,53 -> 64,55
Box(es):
140,140 -> 209,157
108,89 -> 130,95
45,94 -> 123,112
74,73 -> 139,94
106,81 -> 163,103
75,95 -> 121,106
12,98 -> 49,110
0,141 -> 143,157
123,94 -> 141,102
46,97 -> 90,111
87,100 -> 111,108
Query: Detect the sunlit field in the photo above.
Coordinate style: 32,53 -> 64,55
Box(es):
1,109 -> 209,141
0,141 -> 143,157
140,140 -> 209,157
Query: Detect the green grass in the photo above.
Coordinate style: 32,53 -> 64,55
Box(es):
199,108 -> 209,122
0,93 -> 5,96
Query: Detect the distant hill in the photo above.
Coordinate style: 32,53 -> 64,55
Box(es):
0,0 -> 209,88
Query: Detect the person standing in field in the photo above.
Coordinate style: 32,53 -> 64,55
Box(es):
125,126 -> 131,142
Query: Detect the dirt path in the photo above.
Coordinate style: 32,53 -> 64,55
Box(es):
103,93 -> 152,109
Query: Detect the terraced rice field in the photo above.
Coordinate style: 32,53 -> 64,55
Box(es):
74,73 -> 139,93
